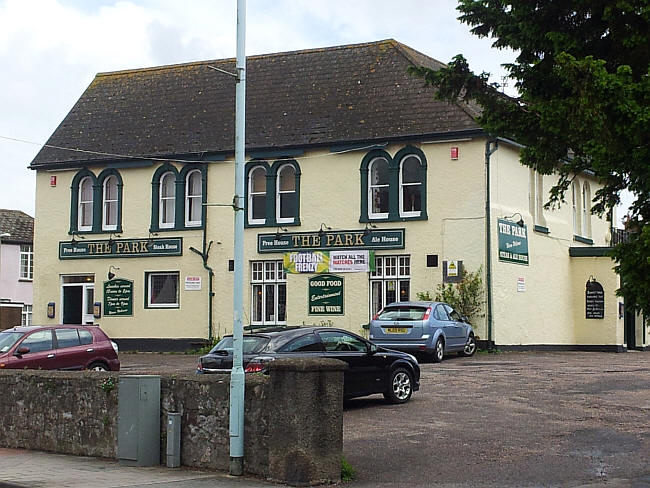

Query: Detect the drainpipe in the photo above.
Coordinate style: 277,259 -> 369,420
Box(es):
485,139 -> 498,349
189,233 -> 214,341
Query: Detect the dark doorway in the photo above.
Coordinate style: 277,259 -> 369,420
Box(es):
63,286 -> 83,324
624,305 -> 636,350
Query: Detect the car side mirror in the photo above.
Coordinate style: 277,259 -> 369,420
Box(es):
462,315 -> 470,323
14,346 -> 29,356
367,343 -> 378,355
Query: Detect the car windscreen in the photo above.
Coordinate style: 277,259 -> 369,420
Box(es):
377,306 -> 428,321
210,335 -> 270,354
0,331 -> 24,353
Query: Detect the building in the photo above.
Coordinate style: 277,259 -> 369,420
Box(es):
29,40 -> 646,351
0,209 -> 34,329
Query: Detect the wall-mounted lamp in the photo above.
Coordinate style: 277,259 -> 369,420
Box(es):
70,231 -> 85,247
108,232 -> 122,247
318,223 -> 332,239
147,231 -> 159,245
363,223 -> 378,236
503,212 -> 525,227
107,265 -> 120,280
275,226 -> 288,239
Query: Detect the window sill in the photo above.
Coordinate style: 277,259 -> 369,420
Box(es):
533,225 -> 550,234
244,220 -> 301,229
361,214 -> 427,223
150,225 -> 204,233
573,235 -> 594,245
18,278 -> 33,282
145,305 -> 180,309
69,227 -> 123,236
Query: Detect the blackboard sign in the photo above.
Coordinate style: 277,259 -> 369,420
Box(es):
585,279 -> 604,319
104,278 -> 133,316
308,274 -> 344,315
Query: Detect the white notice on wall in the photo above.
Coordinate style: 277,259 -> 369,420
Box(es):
517,277 -> 526,292
185,276 -> 202,291
447,260 -> 459,277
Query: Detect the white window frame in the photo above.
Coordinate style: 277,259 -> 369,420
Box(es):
250,260 -> 286,326
248,166 -> 267,225
19,244 -> 33,280
146,271 -> 180,308
276,164 -> 296,224
582,182 -> 591,238
21,304 -> 32,325
399,155 -> 422,218
78,176 -> 94,231
159,172 -> 176,229
185,169 -> 202,227
368,157 -> 390,220
102,175 -> 118,231
370,255 -> 410,318
571,181 -> 580,235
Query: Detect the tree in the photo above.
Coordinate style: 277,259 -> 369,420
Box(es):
410,1 -> 650,316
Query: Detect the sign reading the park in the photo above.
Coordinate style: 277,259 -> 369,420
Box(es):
585,278 -> 605,319
258,229 -> 404,253
497,219 -> 529,265
308,274 -> 344,315
59,238 -> 182,259
103,279 -> 133,317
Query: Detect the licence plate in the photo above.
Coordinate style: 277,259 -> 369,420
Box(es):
385,327 -> 408,334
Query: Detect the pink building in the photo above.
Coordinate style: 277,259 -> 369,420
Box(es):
0,209 -> 34,329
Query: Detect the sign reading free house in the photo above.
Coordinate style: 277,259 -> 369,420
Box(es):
497,219 -> 529,265
59,238 -> 182,259
258,229 -> 404,253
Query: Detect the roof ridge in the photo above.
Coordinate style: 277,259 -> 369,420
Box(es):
96,39 -> 399,78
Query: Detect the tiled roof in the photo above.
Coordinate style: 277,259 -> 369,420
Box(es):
0,209 -> 34,245
30,39 -> 482,169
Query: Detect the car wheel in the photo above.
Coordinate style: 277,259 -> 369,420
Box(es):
459,335 -> 477,357
432,338 -> 444,363
383,367 -> 413,404
88,362 -> 108,371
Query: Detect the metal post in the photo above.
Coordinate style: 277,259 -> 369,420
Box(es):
229,0 -> 246,477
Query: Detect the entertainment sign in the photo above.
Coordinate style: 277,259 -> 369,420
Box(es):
308,274 -> 344,315
59,238 -> 182,259
258,229 -> 404,253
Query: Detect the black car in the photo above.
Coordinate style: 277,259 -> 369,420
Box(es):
197,326 -> 420,404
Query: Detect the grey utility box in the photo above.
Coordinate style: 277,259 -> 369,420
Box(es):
166,412 -> 181,468
117,375 -> 161,466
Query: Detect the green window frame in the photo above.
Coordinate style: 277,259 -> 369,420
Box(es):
150,163 -> 207,232
245,160 -> 301,228
69,169 -> 123,234
359,146 -> 427,223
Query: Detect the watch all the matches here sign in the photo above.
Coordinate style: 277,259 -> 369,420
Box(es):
497,219 -> 529,265
309,274 -> 344,315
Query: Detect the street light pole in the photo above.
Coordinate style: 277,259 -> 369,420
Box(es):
229,0 -> 246,477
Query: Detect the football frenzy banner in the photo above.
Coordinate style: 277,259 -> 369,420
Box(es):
284,250 -> 375,274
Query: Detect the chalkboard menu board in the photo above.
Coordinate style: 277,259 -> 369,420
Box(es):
585,279 -> 604,319
104,278 -> 133,316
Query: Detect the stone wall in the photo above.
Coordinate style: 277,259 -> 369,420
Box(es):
0,358 -> 345,486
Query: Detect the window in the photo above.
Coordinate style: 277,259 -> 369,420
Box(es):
248,166 -> 267,224
360,146 -> 427,222
146,272 -> 179,308
281,333 -> 322,352
159,172 -> 176,228
20,244 -> 33,280
78,176 -> 94,231
185,170 -> 202,227
399,154 -> 422,217
571,182 -> 580,235
370,255 -> 410,317
529,169 -> 547,228
251,260 -> 286,325
276,164 -> 297,223
581,182 -> 591,238
20,330 -> 53,353
21,304 -> 32,326
318,330 -> 367,352
102,175 -> 118,230
55,329 -> 81,348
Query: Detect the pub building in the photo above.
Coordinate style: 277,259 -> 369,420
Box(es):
30,40 -> 646,351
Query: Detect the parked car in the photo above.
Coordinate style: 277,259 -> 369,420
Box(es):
0,325 -> 120,371
197,326 -> 420,404
369,301 -> 476,362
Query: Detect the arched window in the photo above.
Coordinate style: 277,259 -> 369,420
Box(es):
276,164 -> 296,223
78,176 -> 94,231
571,181 -> 580,235
185,169 -> 202,227
159,172 -> 176,228
399,155 -> 422,217
102,175 -> 118,230
581,182 -> 591,237
248,166 -> 267,224
369,157 -> 390,219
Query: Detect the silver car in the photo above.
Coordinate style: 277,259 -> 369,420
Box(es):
369,301 -> 476,362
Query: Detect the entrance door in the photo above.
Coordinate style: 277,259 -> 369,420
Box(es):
624,306 -> 636,350
61,275 -> 95,325
63,287 -> 82,324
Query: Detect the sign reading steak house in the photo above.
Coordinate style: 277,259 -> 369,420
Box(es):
59,238 -> 183,259
258,229 -> 404,253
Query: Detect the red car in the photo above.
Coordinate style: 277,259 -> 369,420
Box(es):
0,325 -> 120,371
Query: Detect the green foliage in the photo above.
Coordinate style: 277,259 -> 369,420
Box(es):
418,266 -> 485,326
193,337 -> 221,355
410,1 -> 650,316
100,377 -> 116,394
341,458 -> 356,482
